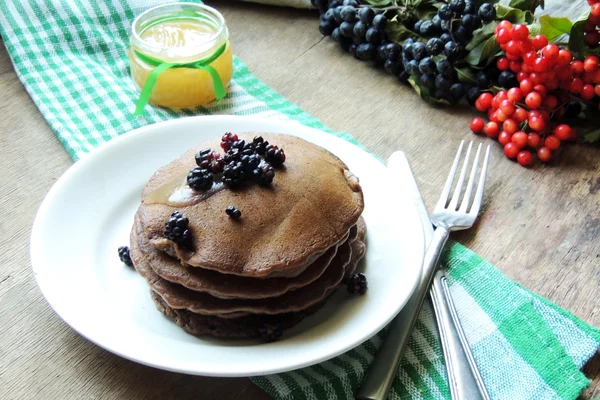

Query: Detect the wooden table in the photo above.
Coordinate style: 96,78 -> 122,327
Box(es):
1,1 -> 599,398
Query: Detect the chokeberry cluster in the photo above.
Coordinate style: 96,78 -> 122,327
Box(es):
186,134 -> 285,191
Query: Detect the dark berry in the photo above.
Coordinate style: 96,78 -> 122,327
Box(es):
478,3 -> 496,22
231,139 -> 245,150
426,38 -> 444,56
450,83 -> 465,101
241,153 -> 261,172
341,38 -> 353,52
412,42 -> 427,61
440,20 -> 451,32
432,15 -> 442,30
406,59 -> 420,75
265,145 -> 286,166
118,246 -> 133,267
329,0 -> 342,6
187,168 -> 213,191
372,14 -> 387,29
444,41 -> 460,62
398,70 -> 410,83
384,60 -> 401,75
319,20 -> 336,36
565,101 -> 582,118
476,72 -> 490,89
323,8 -> 335,22
223,148 -> 242,164
333,6 -> 343,23
365,27 -> 383,45
466,85 -> 482,106
420,73 -> 436,90
346,273 -> 367,295
438,4 -> 452,20
220,132 -> 238,151
253,162 -> 275,186
461,14 -> 481,32
464,0 -> 475,14
331,27 -> 343,43
340,5 -> 357,22
255,139 -> 270,155
498,70 -> 518,88
259,323 -> 282,342
195,149 -> 223,173
413,20 -> 423,33
440,33 -> 452,44
436,58 -> 453,77
453,26 -> 471,44
225,205 -> 242,219
435,74 -> 452,91
352,21 -> 367,41
356,43 -> 376,60
358,6 -> 375,24
386,43 -> 401,61
222,161 -> 247,188
343,0 -> 358,6
449,0 -> 466,14
402,42 -> 414,61
418,57 -> 436,75
163,212 -> 191,245
434,89 -> 452,103
419,20 -> 435,37
339,21 -> 355,38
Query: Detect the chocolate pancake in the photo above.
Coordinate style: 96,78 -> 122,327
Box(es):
130,226 -> 355,315
134,213 -> 361,299
147,235 -> 367,338
137,133 -> 364,278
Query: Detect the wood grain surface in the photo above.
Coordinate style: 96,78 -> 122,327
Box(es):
1,1 -> 599,399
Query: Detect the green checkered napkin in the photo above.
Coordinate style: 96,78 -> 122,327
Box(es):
2,1 -> 599,399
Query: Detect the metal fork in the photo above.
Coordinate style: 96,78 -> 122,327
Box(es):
357,141 -> 491,400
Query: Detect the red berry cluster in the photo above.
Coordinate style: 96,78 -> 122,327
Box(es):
585,0 -> 600,48
469,21 -> 600,166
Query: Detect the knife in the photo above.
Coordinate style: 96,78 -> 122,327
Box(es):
356,151 -> 488,400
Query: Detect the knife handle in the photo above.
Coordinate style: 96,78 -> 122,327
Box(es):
430,270 -> 490,400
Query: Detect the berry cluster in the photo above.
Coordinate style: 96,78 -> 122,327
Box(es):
187,134 -> 284,191
345,272 -> 368,295
163,211 -> 191,245
470,22 -> 600,165
403,0 -> 495,103
584,0 -> 600,48
118,246 -> 133,267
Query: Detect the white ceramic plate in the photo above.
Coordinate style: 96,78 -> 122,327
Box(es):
30,115 -> 424,377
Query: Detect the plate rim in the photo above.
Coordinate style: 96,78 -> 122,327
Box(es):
30,115 -> 425,377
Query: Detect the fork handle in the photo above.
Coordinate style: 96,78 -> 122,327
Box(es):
430,269 -> 490,400
356,227 -> 449,400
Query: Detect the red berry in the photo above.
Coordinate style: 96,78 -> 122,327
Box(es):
533,84 -> 547,98
500,99 -> 515,116
592,3 -> 600,17
489,110 -> 500,123
514,107 -> 528,123
497,29 -> 512,44
523,51 -> 537,66
543,95 -> 558,109
520,79 -> 534,94
484,122 -> 500,138
532,35 -> 549,50
497,57 -> 510,71
545,80 -> 559,91
475,99 -> 487,112
511,131 -> 528,149
507,88 -> 523,102
503,118 -> 519,134
517,71 -> 529,81
529,110 -> 542,119
584,56 -> 599,72
511,25 -> 530,41
504,142 -> 520,159
529,72 -> 544,86
542,44 -> 559,60
545,135 -> 561,150
478,92 -> 493,109
498,131 -> 512,145
470,117 -> 485,133
584,32 -> 599,48
496,109 -> 509,122
570,61 -> 585,76
525,92 -> 542,108
534,57 -> 551,73
510,61 -> 522,73
596,84 -> 600,96
517,150 -> 533,166
537,147 -> 552,162
557,50 -> 573,66
529,116 -> 546,132
498,20 -> 513,31
569,78 -> 584,94
527,133 -> 542,149
594,70 -> 600,84
581,83 -> 596,100
506,40 -> 522,55
554,124 -> 571,141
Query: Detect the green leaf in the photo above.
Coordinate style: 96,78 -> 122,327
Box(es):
363,0 -> 391,5
455,67 -> 477,84
466,22 -> 498,51
407,76 -> 450,105
495,4 -> 535,24
465,35 -> 501,67
583,129 -> 600,143
386,21 -> 413,43
508,0 -> 544,12
539,15 -> 573,43
567,11 -> 600,59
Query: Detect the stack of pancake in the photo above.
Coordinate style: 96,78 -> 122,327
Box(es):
129,133 -> 366,339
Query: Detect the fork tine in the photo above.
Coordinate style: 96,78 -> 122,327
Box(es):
468,144 -> 491,216
458,143 -> 482,213
435,141 -> 464,210
448,141 -> 473,211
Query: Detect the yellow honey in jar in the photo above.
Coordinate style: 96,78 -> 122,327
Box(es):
129,3 -> 232,111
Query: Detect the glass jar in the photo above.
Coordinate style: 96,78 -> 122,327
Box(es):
129,3 -> 233,111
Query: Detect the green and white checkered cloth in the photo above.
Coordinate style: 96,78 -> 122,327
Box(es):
2,1 -> 599,399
